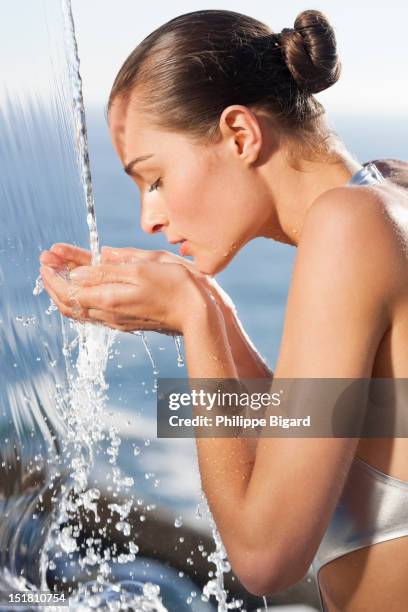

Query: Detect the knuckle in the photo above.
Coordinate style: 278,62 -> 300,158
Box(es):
97,289 -> 109,308
59,304 -> 71,318
100,291 -> 116,310
143,250 -> 159,261
98,269 -> 107,283
133,261 -> 145,277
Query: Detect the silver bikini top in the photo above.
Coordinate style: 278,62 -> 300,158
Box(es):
347,161 -> 386,186
312,454 -> 408,575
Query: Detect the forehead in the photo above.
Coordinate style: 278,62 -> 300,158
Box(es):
108,98 -> 158,163
109,96 -> 200,169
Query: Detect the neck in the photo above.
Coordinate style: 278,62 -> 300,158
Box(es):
259,137 -> 362,247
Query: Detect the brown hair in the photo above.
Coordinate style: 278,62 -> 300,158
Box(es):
108,9 -> 341,156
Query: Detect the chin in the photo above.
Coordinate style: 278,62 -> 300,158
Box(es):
194,252 -> 237,276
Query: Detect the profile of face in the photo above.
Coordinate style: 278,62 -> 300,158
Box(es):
108,94 -> 274,275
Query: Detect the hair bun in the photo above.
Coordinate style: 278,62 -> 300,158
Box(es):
279,9 -> 341,94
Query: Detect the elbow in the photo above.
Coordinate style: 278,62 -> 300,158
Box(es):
231,547 -> 309,597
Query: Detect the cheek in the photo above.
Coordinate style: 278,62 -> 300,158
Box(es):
168,163 -> 218,224
168,155 -> 247,247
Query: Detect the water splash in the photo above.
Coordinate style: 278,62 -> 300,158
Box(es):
201,495 -> 243,611
33,1 -> 167,608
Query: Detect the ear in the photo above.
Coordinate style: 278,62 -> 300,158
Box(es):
218,105 -> 262,165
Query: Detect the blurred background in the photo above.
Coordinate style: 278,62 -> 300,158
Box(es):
0,1 -> 407,610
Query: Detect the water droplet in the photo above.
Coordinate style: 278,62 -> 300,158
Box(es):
173,335 -> 185,367
195,503 -> 202,519
115,521 -> 131,536
33,275 -> 44,295
129,541 -> 139,555
174,516 -> 183,528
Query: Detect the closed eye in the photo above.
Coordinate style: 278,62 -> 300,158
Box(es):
148,178 -> 162,193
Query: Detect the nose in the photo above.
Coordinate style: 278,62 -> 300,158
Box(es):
140,203 -> 168,235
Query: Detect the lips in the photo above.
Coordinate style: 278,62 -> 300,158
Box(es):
179,240 -> 189,256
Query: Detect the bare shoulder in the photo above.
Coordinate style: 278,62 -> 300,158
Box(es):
306,181 -> 408,239
299,182 -> 408,304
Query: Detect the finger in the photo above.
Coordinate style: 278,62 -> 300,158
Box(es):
39,251 -> 79,272
68,282 -> 138,313
102,246 -> 198,274
39,250 -> 68,268
102,246 -> 171,264
40,266 -> 84,311
87,309 -> 180,334
41,273 -> 83,319
101,246 -> 154,265
40,266 -> 142,315
101,246 -> 137,262
51,243 -> 92,266
87,309 -> 156,326
69,263 -> 145,286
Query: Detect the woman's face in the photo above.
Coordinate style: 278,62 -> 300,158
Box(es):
108,96 -> 270,274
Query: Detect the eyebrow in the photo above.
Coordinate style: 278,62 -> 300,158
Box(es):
124,154 -> 154,176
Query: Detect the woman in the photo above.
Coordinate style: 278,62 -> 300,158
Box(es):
39,9 -> 408,611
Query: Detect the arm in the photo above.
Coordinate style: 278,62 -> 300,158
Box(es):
182,187 -> 403,596
206,278 -> 273,379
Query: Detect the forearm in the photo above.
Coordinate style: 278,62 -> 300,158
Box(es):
182,297 -> 258,556
204,277 -> 273,379
223,307 -> 273,379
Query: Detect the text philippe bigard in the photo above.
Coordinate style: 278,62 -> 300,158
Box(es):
166,389 -> 311,429
168,414 -> 311,429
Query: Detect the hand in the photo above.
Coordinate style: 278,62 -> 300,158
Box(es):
40,243 -> 237,321
39,243 -> 209,334
98,245 -> 237,316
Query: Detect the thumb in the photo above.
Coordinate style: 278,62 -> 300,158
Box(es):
101,246 -> 140,263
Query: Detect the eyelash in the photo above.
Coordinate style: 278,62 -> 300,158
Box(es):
148,178 -> 162,193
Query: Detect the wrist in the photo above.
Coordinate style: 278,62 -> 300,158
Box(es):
204,276 -> 236,319
179,273 -> 225,336
183,293 -> 226,339
181,289 -> 237,378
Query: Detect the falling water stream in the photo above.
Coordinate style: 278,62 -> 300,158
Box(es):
0,1 -> 262,610
58,3 -> 241,608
